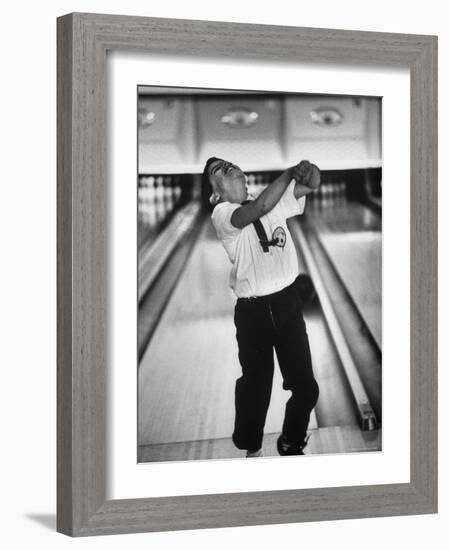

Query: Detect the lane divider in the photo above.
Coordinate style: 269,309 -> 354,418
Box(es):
138,202 -> 202,303
291,219 -> 378,431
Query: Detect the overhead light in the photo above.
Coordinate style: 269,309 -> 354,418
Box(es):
221,107 -> 259,129
138,107 -> 156,128
310,107 -> 343,127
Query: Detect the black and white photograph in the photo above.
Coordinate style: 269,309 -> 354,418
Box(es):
137,86 -> 382,463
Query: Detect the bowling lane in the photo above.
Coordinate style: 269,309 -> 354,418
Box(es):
138,217 -> 354,451
305,201 -> 382,349
139,219 -> 238,446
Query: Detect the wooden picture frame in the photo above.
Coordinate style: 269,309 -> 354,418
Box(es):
57,12 -> 438,537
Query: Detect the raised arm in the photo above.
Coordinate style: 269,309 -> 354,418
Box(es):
231,161 -> 313,229
230,169 -> 292,228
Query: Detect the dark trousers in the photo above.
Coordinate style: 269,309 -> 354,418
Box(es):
232,281 -> 319,451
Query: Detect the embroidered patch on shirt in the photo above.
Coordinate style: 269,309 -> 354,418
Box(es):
272,226 -> 287,248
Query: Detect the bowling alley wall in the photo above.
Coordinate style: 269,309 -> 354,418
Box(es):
137,87 -> 381,241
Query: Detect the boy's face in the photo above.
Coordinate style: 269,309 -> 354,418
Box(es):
209,158 -> 248,204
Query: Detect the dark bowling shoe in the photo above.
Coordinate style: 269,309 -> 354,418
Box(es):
277,433 -> 310,456
246,448 -> 263,458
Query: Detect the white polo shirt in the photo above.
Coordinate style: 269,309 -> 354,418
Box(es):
211,180 -> 306,298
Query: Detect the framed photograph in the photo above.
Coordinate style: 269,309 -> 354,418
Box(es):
57,13 -> 437,536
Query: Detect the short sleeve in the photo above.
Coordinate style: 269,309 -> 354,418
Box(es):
211,202 -> 242,240
277,179 -> 306,219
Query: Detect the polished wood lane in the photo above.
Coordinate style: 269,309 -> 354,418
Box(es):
306,202 -> 382,349
319,231 -> 381,349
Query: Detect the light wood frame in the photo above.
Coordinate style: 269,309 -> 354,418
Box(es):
57,12 -> 438,536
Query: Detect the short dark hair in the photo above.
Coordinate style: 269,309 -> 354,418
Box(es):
201,156 -> 222,211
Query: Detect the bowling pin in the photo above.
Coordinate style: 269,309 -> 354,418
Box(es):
321,184 -> 328,208
146,176 -> 155,203
145,204 -> 157,227
156,179 -> 165,203
155,197 -> 164,222
166,183 -> 174,212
